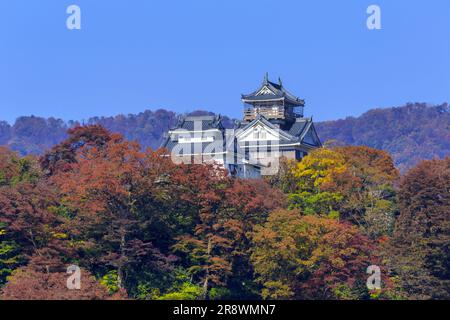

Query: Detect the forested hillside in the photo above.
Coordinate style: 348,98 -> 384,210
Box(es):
315,103 -> 450,172
0,103 -> 449,171
1,126 -> 449,300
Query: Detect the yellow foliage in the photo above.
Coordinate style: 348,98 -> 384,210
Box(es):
292,148 -> 347,190
51,232 -> 68,239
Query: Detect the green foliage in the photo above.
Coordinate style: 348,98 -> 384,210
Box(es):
47,205 -> 74,220
135,283 -> 161,300
11,158 -> 40,185
208,287 -> 231,300
100,270 -> 120,294
0,149 -> 40,187
0,226 -> 22,286
288,191 -> 343,216
364,197 -> 396,238
134,269 -> 203,300
285,146 -> 399,239
156,282 -> 203,300
333,284 -> 360,300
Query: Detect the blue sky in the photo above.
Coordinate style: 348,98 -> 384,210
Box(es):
1,0 -> 449,123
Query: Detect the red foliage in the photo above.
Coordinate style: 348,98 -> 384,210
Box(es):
1,257 -> 112,300
40,125 -> 114,175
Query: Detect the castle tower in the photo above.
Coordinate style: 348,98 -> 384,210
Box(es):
241,73 -> 305,128
162,75 -> 321,178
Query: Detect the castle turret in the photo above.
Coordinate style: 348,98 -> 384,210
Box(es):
241,73 -> 305,127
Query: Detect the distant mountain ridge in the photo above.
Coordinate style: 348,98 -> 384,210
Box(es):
0,103 -> 448,172
315,103 -> 450,172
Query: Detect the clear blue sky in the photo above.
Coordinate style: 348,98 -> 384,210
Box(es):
1,0 -> 449,123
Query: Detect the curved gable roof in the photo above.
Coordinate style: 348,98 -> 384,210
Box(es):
242,74 -> 305,106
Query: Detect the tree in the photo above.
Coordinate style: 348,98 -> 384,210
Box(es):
172,165 -> 234,299
173,165 -> 285,299
51,130 -> 177,293
316,103 -> 450,172
0,147 -> 65,285
287,146 -> 399,238
1,256 -> 112,300
388,157 -> 450,299
332,146 -> 399,237
0,225 -> 21,287
0,147 -> 40,186
251,209 -> 378,300
40,125 -> 113,176
220,179 -> 285,298
0,183 -> 67,272
288,148 -> 347,217
264,157 -> 298,194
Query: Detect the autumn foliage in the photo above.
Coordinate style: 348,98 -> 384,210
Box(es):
251,210 -> 376,299
0,125 -> 448,300
1,256 -> 111,300
388,158 -> 450,299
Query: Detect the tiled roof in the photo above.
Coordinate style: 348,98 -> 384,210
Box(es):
241,74 -> 305,106
288,118 -> 310,137
161,114 -> 321,151
175,115 -> 223,131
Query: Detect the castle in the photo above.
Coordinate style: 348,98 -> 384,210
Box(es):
161,74 -> 322,178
